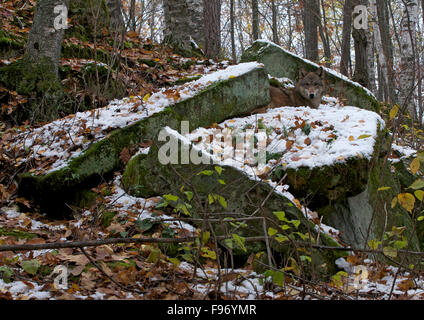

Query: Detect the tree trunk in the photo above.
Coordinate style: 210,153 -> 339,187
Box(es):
376,0 -> 397,104
399,0 -> 418,120
271,0 -> 279,44
303,0 -> 319,62
352,0 -> 369,88
252,0 -> 259,41
163,0 -> 204,54
366,27 -> 377,94
26,0 -> 70,77
340,0 -> 353,76
129,0 -> 136,31
106,0 -> 124,33
318,0 -> 331,67
203,0 -> 221,59
230,0 -> 237,62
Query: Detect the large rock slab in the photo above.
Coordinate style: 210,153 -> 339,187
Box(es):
124,103 -> 419,252
123,126 -> 344,276
241,40 -> 379,112
16,63 -> 270,216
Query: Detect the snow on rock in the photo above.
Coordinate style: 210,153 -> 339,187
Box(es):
9,62 -> 262,175
187,104 -> 385,173
255,39 -> 376,99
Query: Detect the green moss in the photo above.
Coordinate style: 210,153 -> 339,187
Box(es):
0,227 -> 38,240
61,43 -> 110,65
0,56 -> 70,123
100,211 -> 117,228
19,66 -> 270,215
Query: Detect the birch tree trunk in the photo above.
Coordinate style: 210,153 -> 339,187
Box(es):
26,0 -> 70,77
399,0 -> 418,120
163,0 -> 204,54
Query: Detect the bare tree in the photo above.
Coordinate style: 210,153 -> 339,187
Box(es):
230,0 -> 237,61
399,0 -> 419,120
340,0 -> 353,76
303,0 -> 319,62
352,0 -> 369,88
271,0 -> 279,44
203,0 -> 221,59
252,0 -> 259,41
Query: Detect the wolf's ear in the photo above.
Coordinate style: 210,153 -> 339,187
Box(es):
299,68 -> 307,79
316,67 -> 325,79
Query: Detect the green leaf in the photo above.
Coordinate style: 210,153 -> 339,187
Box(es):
146,248 -> 161,263
389,105 -> 399,120
357,134 -> 372,140
208,194 -> 214,205
409,179 -> 424,190
232,234 -> 247,252
393,240 -> 407,250
268,227 -> 278,236
272,271 -> 285,287
167,257 -> 181,267
273,211 -> 286,221
201,247 -> 217,260
275,235 -> 289,243
197,170 -> 214,176
383,246 -> 398,258
415,190 -> 424,201
290,220 -> 301,229
0,266 -> 13,283
218,179 -> 226,185
378,186 -> 391,191
136,219 -> 154,232
163,194 -> 179,202
21,260 -> 40,275
184,191 -> 193,202
368,239 -> 381,250
217,195 -> 228,209
202,231 -> 210,245
418,215 -> 424,222
300,255 -> 312,263
214,166 -> 223,175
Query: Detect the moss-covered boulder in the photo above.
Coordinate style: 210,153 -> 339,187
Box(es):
18,63 -> 270,216
0,56 -> 70,123
123,126 -> 343,276
315,131 -> 419,251
241,40 -> 379,112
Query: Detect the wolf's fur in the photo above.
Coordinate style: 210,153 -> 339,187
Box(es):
253,67 -> 326,113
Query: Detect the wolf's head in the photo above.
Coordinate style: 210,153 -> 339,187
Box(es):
297,67 -> 326,101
